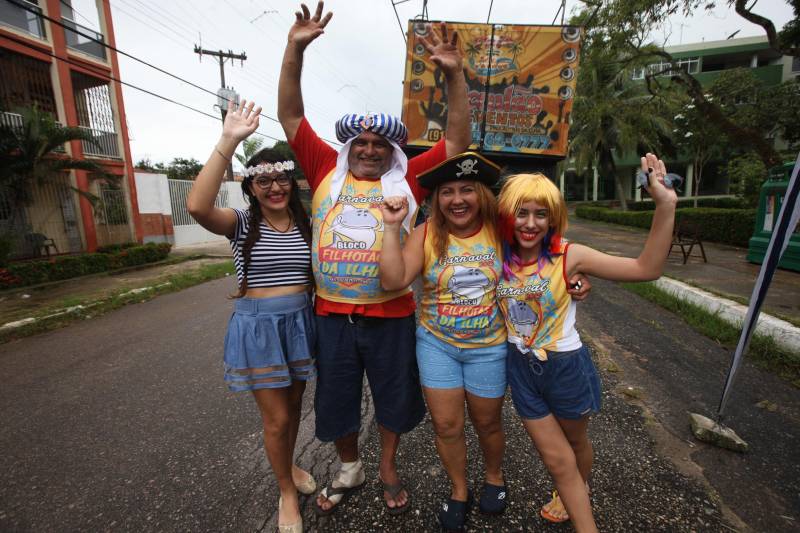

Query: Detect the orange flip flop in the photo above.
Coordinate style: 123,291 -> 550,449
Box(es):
540,490 -> 570,523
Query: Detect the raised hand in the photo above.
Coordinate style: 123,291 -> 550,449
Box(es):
640,153 -> 678,206
380,196 -> 409,226
222,99 -> 261,143
289,1 -> 333,50
419,22 -> 463,76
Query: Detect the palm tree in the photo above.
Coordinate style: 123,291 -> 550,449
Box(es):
507,41 -> 524,69
0,105 -> 109,262
234,136 -> 264,167
569,43 -> 672,210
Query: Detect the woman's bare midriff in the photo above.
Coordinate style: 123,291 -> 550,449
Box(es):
244,285 -> 311,299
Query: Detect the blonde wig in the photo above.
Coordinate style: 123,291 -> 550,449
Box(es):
496,173 -> 568,277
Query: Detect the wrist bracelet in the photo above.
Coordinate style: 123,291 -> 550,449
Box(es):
214,146 -> 232,161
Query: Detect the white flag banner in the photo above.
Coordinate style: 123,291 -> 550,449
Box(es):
717,153 -> 800,418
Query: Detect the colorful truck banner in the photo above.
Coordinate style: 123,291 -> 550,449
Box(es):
402,21 -> 581,157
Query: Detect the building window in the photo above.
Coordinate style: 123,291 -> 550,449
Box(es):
71,71 -> 120,158
0,0 -> 46,38
99,187 -> 128,225
631,57 -> 699,80
677,57 -> 699,74
0,48 -> 57,115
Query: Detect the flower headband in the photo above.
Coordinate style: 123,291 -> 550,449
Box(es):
242,160 -> 295,178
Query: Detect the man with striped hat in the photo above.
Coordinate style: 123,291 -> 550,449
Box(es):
277,1 -> 471,516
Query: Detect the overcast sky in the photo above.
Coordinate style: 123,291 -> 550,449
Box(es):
68,0 -> 794,167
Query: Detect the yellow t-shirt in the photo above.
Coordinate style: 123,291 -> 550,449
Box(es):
497,241 -> 582,360
311,169 -> 412,304
419,223 -> 506,348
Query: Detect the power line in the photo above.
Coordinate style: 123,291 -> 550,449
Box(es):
390,0 -> 408,44
7,0 -> 284,126
109,0 -> 342,127
218,0 -> 383,114
0,30 -> 286,144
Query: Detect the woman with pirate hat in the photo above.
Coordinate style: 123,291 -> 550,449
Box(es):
187,99 -> 315,533
494,154 -> 677,532
379,152 -> 511,532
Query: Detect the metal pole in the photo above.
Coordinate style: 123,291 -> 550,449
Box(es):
194,46 -> 247,180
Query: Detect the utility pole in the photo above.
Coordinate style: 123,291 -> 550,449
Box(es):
194,46 -> 247,181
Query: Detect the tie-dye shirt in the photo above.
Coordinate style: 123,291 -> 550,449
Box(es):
419,223 -> 506,348
497,241 -> 582,361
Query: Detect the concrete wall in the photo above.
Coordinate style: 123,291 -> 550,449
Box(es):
133,171 -> 247,247
134,171 -> 174,244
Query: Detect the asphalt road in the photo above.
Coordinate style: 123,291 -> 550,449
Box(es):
1,276 -> 798,532
0,278 -> 366,532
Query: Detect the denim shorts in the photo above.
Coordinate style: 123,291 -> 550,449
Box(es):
223,293 -> 316,392
416,326 -> 508,399
314,314 -> 426,442
507,343 -> 601,420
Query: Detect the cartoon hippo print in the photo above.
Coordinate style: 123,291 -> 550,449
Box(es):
447,265 -> 491,305
505,298 -> 539,340
326,205 -> 382,249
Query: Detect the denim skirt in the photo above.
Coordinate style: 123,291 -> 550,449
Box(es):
223,292 -> 316,392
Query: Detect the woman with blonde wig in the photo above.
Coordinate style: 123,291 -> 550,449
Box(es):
495,153 -> 677,532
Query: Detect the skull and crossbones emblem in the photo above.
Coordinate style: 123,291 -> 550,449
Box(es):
456,159 -> 478,177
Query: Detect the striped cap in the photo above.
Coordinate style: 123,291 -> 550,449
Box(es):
335,113 -> 408,145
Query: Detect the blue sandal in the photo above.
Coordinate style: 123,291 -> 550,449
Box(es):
479,481 -> 508,514
437,491 -> 473,532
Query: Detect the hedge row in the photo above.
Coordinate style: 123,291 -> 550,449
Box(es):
575,206 -> 757,247
0,242 -> 172,289
624,197 -> 748,211
581,197 -> 748,211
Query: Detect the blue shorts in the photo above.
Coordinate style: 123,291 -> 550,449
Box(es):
416,326 -> 508,399
507,343 -> 601,420
314,314 -> 426,442
223,293 -> 316,392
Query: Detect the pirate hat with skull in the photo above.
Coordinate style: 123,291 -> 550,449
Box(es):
417,151 -> 501,190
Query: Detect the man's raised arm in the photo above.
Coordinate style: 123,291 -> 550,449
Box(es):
420,22 -> 471,156
277,1 -> 333,142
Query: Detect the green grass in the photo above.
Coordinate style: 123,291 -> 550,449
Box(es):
622,281 -> 800,388
0,261 -> 235,343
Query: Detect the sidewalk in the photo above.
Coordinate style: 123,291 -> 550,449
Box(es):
0,241 -> 233,327
4,220 -> 799,351
566,215 -> 800,352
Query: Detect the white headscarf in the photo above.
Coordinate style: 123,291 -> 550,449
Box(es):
328,138 -> 417,233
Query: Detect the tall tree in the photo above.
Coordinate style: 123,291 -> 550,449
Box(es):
568,18 -> 673,210
578,0 -> 799,168
671,98 -> 725,206
164,157 -> 203,180
234,136 -> 264,166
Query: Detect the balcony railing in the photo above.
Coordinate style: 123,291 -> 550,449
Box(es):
79,126 -> 120,159
0,0 -> 46,38
62,18 -> 106,60
1,111 -> 65,152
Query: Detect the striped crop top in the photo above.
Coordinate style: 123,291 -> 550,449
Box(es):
229,208 -> 312,289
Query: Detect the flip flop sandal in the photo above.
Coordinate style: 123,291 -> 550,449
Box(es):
478,481 -> 508,515
540,490 -> 569,523
437,491 -> 473,532
380,478 -> 411,515
313,480 -> 365,517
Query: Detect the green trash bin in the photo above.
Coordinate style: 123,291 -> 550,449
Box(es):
746,162 -> 800,272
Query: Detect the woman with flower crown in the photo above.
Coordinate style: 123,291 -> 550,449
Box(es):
187,99 -> 315,533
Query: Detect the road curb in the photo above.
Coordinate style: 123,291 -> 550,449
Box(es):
654,277 -> 800,354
